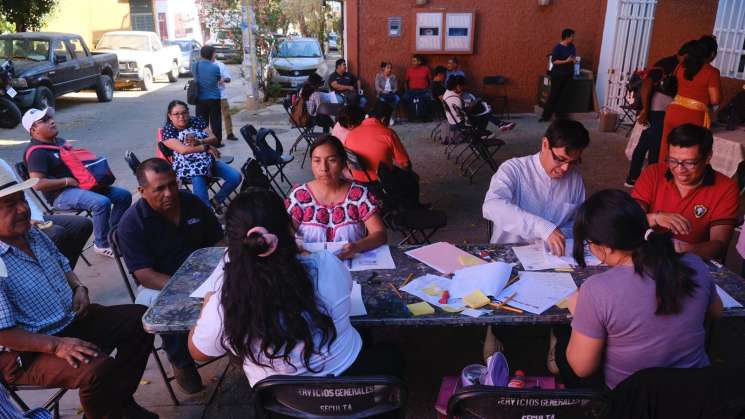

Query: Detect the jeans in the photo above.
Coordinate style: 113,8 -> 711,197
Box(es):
42,214 -> 93,269
335,91 -> 368,109
403,89 -> 432,120
196,98 -> 223,143
53,186 -> 132,248
191,160 -> 242,208
627,110 -> 665,182
378,92 -> 400,113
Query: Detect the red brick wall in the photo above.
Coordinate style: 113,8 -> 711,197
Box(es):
345,0 -> 607,113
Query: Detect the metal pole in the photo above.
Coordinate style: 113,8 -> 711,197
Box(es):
241,0 -> 259,110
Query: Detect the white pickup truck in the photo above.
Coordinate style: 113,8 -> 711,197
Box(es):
95,31 -> 182,91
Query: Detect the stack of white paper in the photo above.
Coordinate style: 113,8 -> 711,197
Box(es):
303,242 -> 396,271
350,281 -> 368,316
495,272 -> 577,314
513,240 -> 602,271
449,262 -> 512,298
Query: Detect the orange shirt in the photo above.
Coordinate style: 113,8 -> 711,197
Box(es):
676,63 -> 720,104
345,118 -> 410,182
631,163 -> 738,244
406,65 -> 431,90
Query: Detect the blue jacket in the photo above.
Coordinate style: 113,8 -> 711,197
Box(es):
192,60 -> 221,100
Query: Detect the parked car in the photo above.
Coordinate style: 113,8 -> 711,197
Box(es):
164,38 -> 201,75
326,32 -> 338,52
268,37 -> 327,91
207,29 -> 242,63
0,32 -> 119,109
95,31 -> 181,90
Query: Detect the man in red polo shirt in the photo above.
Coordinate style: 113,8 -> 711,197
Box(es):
403,55 -> 432,122
631,124 -> 738,260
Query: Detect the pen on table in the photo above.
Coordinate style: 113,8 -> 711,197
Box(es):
388,283 -> 403,299
401,273 -> 414,288
488,302 -> 524,314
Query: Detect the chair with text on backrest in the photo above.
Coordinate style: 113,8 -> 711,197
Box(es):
253,375 -> 407,419
1,377 -> 65,419
14,161 -> 93,267
446,386 -> 609,419
283,94 -> 321,168
240,124 -> 294,197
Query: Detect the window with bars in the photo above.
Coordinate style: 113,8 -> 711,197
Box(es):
713,0 -> 745,79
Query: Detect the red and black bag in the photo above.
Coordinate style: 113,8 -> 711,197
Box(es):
25,142 -> 116,190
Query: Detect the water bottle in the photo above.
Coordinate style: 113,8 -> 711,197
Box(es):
573,56 -> 581,79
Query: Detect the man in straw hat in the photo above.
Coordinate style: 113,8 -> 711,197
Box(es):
0,174 -> 157,418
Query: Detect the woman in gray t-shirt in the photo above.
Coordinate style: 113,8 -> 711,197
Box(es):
564,189 -> 722,389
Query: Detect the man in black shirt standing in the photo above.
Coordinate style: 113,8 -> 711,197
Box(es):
328,58 -> 368,108
540,28 -> 577,122
117,158 -> 223,394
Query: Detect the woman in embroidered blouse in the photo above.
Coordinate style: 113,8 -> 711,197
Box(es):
286,135 -> 387,260
161,100 -> 241,211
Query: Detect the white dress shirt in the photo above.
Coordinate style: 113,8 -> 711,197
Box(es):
482,153 -> 585,244
216,61 -> 230,100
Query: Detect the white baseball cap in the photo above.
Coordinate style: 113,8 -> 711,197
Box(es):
21,107 -> 55,133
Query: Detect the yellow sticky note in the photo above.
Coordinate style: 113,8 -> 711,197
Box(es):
556,298 -> 570,309
441,305 -> 465,313
463,290 -> 490,309
407,301 -> 435,316
423,284 -> 443,296
459,255 -> 483,266
554,267 -> 574,272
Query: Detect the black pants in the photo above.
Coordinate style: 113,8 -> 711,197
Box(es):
553,326 -> 606,390
196,99 -> 222,143
43,214 -> 93,269
626,110 -> 666,182
542,74 -> 573,120
341,343 -> 404,380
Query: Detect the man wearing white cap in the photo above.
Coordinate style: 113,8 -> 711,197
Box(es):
21,107 -> 131,258
0,172 -> 156,419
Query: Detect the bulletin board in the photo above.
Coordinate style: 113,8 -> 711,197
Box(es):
414,11 -> 475,54
415,12 -> 443,51
444,12 -> 474,53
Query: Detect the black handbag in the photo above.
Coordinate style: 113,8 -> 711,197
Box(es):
185,61 -> 199,105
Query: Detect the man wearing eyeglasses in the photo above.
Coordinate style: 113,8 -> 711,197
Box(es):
631,124 -> 738,260
483,119 -> 590,256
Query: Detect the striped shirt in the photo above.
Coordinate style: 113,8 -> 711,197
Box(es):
0,382 -> 52,418
0,228 -> 75,335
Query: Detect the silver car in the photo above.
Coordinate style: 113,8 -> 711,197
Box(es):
269,37 -> 327,91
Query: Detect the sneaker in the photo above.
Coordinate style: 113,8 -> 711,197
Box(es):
93,245 -> 114,258
124,397 -> 159,419
497,121 -> 516,132
226,134 -> 238,141
547,328 -> 560,375
173,364 -> 203,394
624,179 -> 636,188
483,326 -> 505,364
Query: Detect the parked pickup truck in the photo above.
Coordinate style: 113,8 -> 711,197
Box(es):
95,31 -> 182,91
0,32 -> 119,109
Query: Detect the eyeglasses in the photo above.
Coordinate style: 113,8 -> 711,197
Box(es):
170,111 -> 189,117
31,115 -> 52,129
549,148 -> 582,167
665,157 -> 703,170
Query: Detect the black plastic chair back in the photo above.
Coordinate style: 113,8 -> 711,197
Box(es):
124,150 -> 141,176
253,375 -> 407,419
108,229 -> 139,302
447,386 -> 608,419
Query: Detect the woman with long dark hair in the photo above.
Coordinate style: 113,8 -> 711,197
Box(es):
659,37 -> 721,162
560,189 -> 722,389
188,189 -> 400,384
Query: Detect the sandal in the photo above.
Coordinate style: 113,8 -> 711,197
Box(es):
93,245 -> 114,258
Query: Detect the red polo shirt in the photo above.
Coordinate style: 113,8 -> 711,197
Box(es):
405,65 -> 430,90
345,117 -> 411,182
631,163 -> 738,244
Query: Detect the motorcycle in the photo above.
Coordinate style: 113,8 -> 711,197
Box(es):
0,60 -> 21,129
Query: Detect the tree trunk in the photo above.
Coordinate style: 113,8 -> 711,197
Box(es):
15,18 -> 25,33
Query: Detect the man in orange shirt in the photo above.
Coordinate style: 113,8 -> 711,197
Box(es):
345,101 -> 411,183
631,124 -> 738,260
403,55 -> 432,122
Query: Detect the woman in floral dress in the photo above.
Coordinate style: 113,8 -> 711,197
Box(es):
286,135 -> 387,260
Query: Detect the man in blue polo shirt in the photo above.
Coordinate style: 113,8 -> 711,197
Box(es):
117,158 -> 223,394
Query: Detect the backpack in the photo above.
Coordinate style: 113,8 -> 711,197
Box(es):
290,94 -> 311,127
239,157 -> 271,191
25,142 -> 116,190
185,61 -> 200,105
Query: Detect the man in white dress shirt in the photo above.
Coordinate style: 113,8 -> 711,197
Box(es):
482,119 -> 589,256
214,59 -> 237,141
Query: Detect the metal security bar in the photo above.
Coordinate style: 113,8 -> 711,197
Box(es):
713,0 -> 745,80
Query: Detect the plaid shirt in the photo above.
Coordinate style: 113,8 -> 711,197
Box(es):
0,227 -> 75,335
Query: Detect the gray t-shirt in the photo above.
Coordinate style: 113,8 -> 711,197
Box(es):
572,253 -> 715,389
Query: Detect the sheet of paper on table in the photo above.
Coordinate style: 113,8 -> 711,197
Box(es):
717,285 -> 744,308
400,274 -> 465,310
496,272 -> 577,314
450,261 -> 512,298
512,240 -> 602,271
557,239 -> 603,267
303,242 -> 395,271
190,253 -> 228,298
405,242 -> 485,274
350,281 -> 368,316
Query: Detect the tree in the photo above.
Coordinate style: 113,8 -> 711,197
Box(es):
0,0 -> 57,32
255,0 -> 288,34
280,0 -> 323,39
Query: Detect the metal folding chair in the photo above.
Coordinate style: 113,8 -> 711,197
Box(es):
282,95 -> 321,168
1,378 -> 65,419
441,101 -> 503,182
240,124 -> 294,197
124,150 -> 141,176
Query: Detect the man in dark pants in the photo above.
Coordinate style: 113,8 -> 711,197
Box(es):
540,28 -> 577,122
193,45 -> 223,147
117,159 -> 223,394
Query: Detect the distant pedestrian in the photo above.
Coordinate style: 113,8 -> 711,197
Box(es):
540,28 -> 577,122
193,45 -> 224,147
214,58 -> 237,141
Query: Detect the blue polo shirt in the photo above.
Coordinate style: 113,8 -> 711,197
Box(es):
550,43 -> 577,77
192,59 -> 222,100
117,191 -> 223,277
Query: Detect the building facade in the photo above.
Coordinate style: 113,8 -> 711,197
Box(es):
43,0 -> 133,47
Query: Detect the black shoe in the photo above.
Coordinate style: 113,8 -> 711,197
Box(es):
227,134 -> 238,141
124,398 -> 159,419
214,142 -> 226,148
173,364 -> 203,394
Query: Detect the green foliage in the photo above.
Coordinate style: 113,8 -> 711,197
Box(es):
255,0 -> 287,34
0,0 -> 57,32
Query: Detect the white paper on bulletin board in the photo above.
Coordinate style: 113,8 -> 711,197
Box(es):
416,12 -> 442,51
445,12 -> 473,51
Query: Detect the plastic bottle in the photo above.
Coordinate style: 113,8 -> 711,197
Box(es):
507,370 -> 526,388
573,56 -> 582,79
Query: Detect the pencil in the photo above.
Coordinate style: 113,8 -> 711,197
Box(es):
388,283 -> 403,299
401,273 -> 414,288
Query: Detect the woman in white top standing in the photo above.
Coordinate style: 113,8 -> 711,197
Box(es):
188,189 -> 401,385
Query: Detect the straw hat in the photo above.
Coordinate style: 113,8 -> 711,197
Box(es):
0,170 -> 38,199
